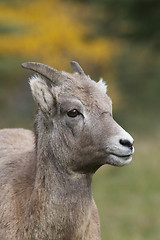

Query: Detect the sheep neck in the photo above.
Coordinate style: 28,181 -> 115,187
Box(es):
29,142 -> 93,239
34,146 -> 92,204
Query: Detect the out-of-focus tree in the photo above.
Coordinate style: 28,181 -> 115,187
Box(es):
0,0 -> 119,128
0,0 -> 117,71
70,0 -> 160,133
73,0 -> 160,50
1,0 -> 159,133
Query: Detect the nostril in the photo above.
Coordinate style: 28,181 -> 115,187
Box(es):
119,139 -> 133,150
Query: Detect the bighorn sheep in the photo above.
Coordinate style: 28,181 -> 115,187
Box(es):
0,61 -> 134,240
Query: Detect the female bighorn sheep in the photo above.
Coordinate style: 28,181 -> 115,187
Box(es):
0,61 -> 134,240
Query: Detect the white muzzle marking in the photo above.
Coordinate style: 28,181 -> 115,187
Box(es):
106,126 -> 134,166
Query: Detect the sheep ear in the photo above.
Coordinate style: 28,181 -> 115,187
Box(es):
22,62 -> 63,115
29,75 -> 54,115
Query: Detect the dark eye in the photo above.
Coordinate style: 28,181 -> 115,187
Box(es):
67,109 -> 80,118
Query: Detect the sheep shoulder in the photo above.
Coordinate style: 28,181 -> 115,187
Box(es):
0,128 -> 36,239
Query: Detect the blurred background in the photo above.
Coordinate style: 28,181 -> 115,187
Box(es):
0,0 -> 160,239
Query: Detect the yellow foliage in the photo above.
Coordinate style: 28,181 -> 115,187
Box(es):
0,0 -> 122,106
0,0 -> 118,70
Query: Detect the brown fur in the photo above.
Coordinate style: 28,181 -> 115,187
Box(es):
0,63 -> 134,239
0,128 -> 100,240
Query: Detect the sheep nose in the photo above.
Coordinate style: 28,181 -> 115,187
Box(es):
119,139 -> 134,150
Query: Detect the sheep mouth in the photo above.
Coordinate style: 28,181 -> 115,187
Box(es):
109,146 -> 134,160
106,153 -> 133,166
111,153 -> 132,159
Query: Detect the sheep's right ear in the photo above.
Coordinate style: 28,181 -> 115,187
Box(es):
29,75 -> 54,115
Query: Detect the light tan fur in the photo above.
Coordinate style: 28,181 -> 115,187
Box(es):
0,62 -> 134,239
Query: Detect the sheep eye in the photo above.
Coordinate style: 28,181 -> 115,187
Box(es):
67,109 -> 80,118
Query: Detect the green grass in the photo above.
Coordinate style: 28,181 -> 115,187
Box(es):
93,133 -> 160,240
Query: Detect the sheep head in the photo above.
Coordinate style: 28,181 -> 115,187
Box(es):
22,61 -> 134,174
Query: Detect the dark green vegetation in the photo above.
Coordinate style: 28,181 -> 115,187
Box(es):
72,0 -> 160,134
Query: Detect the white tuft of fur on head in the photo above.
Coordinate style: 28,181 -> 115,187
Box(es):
97,78 -> 107,94
29,74 -> 53,114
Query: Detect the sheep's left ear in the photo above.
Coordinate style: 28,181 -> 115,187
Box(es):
22,62 -> 64,115
29,75 -> 54,115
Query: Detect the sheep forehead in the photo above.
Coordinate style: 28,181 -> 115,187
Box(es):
62,72 -> 107,93
60,73 -> 112,111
